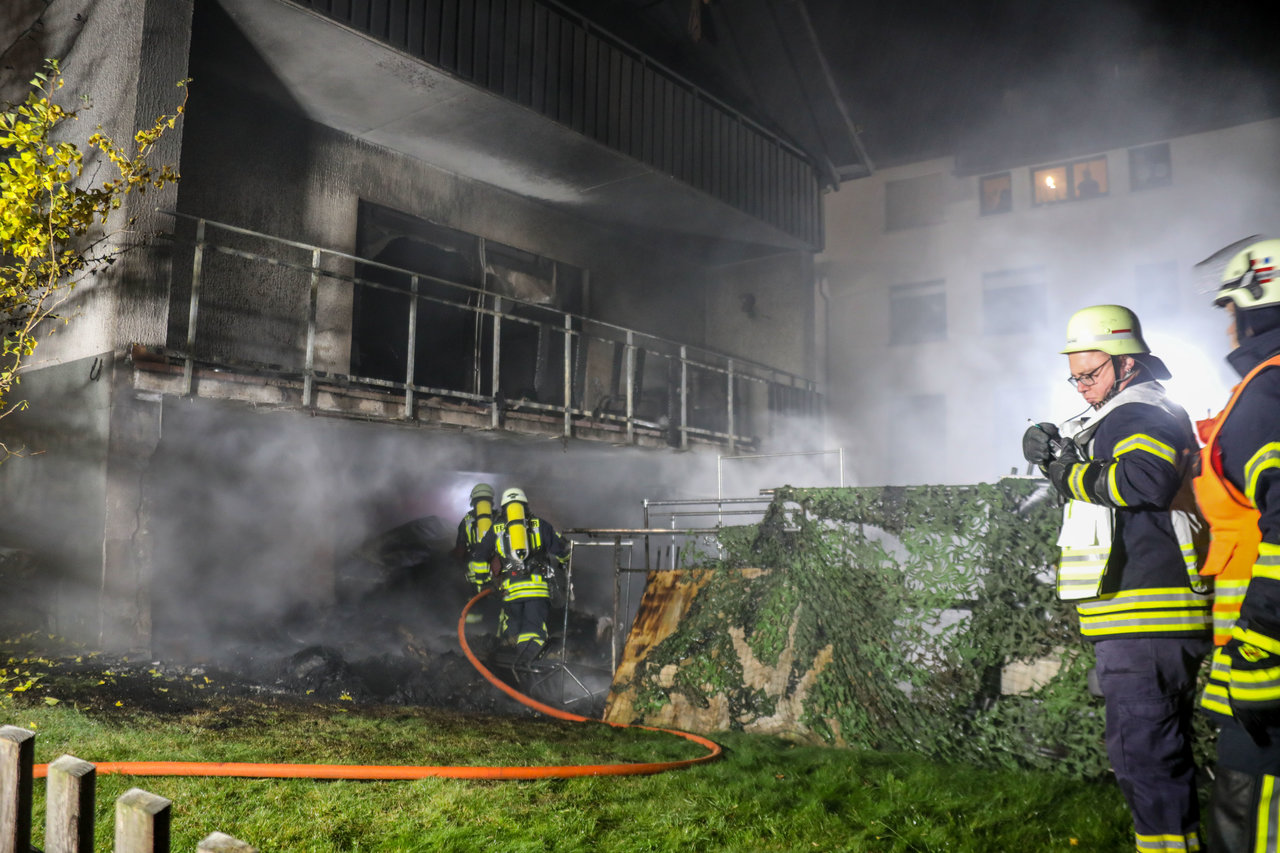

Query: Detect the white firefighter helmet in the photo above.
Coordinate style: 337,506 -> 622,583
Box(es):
1197,236 -> 1280,311
1061,305 -> 1152,356
501,487 -> 528,507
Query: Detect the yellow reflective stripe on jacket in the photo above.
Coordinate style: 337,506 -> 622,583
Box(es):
1254,542 -> 1280,582
1229,664 -> 1280,704
1258,776 -> 1280,853
1212,577 -> 1250,646
1075,587 -> 1211,637
1103,434 -> 1178,508
1057,546 -> 1108,599
1068,465 -> 1090,502
1134,831 -> 1201,851
1106,463 -> 1126,507
1114,433 -> 1178,465
1245,443 -> 1280,506
1233,625 -> 1280,656
1201,647 -> 1233,717
501,574 -> 550,601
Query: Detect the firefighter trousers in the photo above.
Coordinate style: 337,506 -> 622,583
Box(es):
1094,636 -> 1211,850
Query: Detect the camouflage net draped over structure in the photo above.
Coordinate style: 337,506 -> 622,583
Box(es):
611,479 -> 1198,779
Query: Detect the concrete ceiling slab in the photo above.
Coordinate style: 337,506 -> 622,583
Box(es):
214,0 -> 810,256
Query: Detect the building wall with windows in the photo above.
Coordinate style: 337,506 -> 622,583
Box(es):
820,117 -> 1280,486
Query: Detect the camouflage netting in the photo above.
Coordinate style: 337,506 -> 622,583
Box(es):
610,478 -> 1213,779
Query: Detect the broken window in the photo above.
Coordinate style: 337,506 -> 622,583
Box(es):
351,201 -> 585,403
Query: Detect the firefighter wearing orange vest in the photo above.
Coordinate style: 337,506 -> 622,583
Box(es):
472,487 -> 570,664
1022,304 -> 1212,852
1191,237 -> 1280,853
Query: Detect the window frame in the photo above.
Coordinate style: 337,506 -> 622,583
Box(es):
889,279 -> 947,346
979,172 -> 1013,216
1030,155 -> 1108,207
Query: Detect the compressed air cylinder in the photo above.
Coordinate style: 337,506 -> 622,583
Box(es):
506,500 -> 529,554
474,498 -> 492,538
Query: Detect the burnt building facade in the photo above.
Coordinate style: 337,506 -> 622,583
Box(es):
0,0 -> 863,654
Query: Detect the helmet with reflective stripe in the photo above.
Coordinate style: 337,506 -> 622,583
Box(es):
470,483 -> 495,503
501,487 -> 528,507
1061,304 -> 1151,356
1213,237 -> 1280,311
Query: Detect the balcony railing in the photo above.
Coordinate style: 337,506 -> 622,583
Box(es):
293,0 -> 824,249
155,212 -> 822,451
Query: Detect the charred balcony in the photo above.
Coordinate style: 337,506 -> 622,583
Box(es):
139,213 -> 822,451
211,0 -> 825,257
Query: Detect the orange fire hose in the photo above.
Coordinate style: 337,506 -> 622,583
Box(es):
33,588 -> 720,780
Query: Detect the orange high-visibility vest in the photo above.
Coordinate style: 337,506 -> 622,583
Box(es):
1194,354 -> 1280,645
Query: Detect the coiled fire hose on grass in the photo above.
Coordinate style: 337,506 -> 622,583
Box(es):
33,588 -> 721,780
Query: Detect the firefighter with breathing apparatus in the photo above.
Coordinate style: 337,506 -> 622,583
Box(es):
1021,304 -> 1211,851
1190,237 -> 1280,852
472,487 -> 570,664
454,483 -> 496,625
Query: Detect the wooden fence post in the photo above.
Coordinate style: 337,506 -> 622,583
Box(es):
197,831 -> 257,852
115,787 -> 171,853
46,755 -> 95,853
0,725 -> 34,853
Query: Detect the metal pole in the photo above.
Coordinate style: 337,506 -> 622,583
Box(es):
611,535 -> 622,675
727,357 -> 736,454
491,296 -> 503,429
303,248 -> 320,409
182,218 -> 206,396
679,344 -> 689,450
404,274 -> 418,420
625,331 -> 635,445
643,498 -> 651,571
563,314 -> 572,438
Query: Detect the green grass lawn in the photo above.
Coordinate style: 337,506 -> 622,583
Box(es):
4,698 -> 1136,852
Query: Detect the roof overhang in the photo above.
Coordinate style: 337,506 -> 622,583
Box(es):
212,0 -> 815,259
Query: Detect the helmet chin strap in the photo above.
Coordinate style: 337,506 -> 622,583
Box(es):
1094,356 -> 1138,409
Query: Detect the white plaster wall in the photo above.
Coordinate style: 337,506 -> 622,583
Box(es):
821,117 -> 1280,486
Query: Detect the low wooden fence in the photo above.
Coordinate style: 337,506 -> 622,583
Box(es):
2,726 -> 254,853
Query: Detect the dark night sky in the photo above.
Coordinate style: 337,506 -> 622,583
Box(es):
555,0 -> 1280,177
810,0 -> 1280,171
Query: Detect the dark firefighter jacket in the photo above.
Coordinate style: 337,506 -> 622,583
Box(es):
1056,376 -> 1212,640
454,510 -> 494,586
1198,327 -> 1280,725
473,514 -> 570,603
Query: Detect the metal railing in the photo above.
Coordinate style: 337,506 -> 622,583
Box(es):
158,212 -> 822,450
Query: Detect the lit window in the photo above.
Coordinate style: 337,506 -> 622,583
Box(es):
980,173 -> 1012,216
890,279 -> 946,345
983,267 -> 1047,336
1031,156 -> 1108,206
1130,143 -> 1172,191
885,173 -> 946,231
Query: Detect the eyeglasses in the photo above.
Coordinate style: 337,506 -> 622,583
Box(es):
1068,360 -> 1111,389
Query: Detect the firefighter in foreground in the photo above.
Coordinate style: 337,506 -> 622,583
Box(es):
1190,237 -> 1280,852
472,487 -> 570,664
1022,304 -> 1211,851
454,483 -> 496,625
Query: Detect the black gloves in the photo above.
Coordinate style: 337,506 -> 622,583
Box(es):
1046,440 -> 1108,503
1022,422 -> 1060,466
